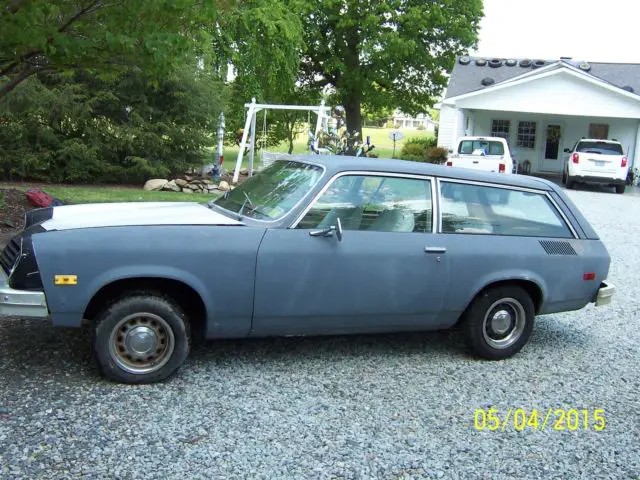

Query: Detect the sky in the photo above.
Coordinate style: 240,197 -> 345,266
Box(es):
472,0 -> 640,63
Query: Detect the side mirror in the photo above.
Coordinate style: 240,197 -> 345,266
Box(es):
448,148 -> 453,154
309,217 -> 343,241
563,148 -> 571,153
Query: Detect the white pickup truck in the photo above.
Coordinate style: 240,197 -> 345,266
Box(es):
446,136 -> 515,175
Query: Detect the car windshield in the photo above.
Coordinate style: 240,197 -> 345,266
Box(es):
458,140 -> 505,156
576,141 -> 623,155
212,160 -> 323,220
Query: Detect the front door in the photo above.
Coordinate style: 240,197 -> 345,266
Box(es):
251,173 -> 450,336
541,124 -> 564,172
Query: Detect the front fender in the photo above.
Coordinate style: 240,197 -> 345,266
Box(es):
32,225 -> 266,336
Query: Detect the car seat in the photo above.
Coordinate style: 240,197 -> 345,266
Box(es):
366,208 -> 415,233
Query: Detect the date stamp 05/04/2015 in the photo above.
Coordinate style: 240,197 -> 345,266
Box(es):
473,408 -> 606,432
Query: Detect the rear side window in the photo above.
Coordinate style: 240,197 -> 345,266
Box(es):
439,182 -> 573,238
458,140 -> 505,156
576,141 -> 623,155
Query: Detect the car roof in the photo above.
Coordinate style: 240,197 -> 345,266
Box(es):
275,154 -> 557,191
577,138 -> 622,144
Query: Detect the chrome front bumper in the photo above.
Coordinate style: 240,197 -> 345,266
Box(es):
595,281 -> 615,307
0,269 -> 48,317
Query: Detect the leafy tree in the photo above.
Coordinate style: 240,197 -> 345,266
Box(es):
294,0 -> 483,135
0,63 -> 224,183
214,0 -> 308,153
0,0 -> 224,100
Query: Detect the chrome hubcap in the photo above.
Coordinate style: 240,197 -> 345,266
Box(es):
482,298 -> 526,350
109,313 -> 175,374
125,326 -> 158,356
491,310 -> 512,335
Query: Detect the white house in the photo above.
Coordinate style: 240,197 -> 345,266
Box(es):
437,57 -> 640,174
392,110 -> 437,132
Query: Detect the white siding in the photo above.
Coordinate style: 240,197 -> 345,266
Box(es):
453,71 -> 640,119
437,105 -> 465,150
471,111 -> 638,173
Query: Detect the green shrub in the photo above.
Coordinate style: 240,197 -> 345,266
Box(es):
404,136 -> 437,148
399,143 -> 427,162
426,146 -> 448,164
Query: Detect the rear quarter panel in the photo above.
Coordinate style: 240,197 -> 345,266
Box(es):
31,225 -> 266,337
439,234 -> 610,319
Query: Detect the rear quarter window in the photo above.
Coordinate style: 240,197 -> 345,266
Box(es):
439,181 -> 573,238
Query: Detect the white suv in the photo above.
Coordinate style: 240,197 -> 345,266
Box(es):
446,136 -> 515,175
562,139 -> 629,194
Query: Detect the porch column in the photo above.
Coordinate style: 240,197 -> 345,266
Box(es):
634,120 -> 640,169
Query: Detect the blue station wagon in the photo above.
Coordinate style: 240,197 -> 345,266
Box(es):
0,155 -> 614,383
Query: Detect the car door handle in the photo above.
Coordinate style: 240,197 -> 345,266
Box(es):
425,247 -> 446,254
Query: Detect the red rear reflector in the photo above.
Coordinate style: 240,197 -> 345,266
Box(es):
572,153 -> 580,164
622,156 -> 627,167
446,161 -> 452,166
583,272 -> 596,281
498,163 -> 506,173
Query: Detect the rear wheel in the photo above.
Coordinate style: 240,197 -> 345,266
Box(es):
615,184 -> 626,194
561,169 -> 567,185
565,172 -> 575,189
93,294 -> 190,384
461,286 -> 535,360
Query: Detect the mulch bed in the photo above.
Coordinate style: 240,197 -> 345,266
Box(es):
0,188 -> 34,234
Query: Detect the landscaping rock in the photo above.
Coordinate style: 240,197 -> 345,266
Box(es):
182,188 -> 193,194
175,179 -> 188,187
166,180 -> 180,192
143,179 -> 168,191
218,181 -> 230,192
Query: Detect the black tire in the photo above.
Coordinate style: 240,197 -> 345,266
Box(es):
565,173 -> 575,189
93,294 -> 190,384
461,285 -> 535,360
561,169 -> 567,185
615,184 -> 625,194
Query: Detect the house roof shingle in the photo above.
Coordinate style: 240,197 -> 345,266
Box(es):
444,56 -> 640,99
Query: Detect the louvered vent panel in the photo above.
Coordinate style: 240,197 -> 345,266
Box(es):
539,240 -> 577,256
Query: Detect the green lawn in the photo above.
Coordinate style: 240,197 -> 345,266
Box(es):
217,127 -> 434,169
0,184 -> 216,204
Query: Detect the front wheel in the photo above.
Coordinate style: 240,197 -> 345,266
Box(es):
93,294 -> 191,384
461,286 -> 535,360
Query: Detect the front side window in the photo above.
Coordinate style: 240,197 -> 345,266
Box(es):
296,174 -> 432,233
213,160 -> 323,220
439,181 -> 572,238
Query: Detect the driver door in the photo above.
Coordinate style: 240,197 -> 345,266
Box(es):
251,172 -> 450,336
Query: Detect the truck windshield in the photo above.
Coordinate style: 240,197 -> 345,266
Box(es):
576,141 -> 623,155
458,140 -> 505,156
212,160 -> 324,221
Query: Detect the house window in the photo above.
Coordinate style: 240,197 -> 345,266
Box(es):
517,121 -> 537,149
589,124 -> 609,139
491,120 -> 510,142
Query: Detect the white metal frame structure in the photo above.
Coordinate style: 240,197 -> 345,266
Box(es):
232,98 -> 331,183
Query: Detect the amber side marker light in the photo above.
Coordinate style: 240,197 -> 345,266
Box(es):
54,275 -> 78,285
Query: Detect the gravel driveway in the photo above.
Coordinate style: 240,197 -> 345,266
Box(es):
1,187 -> 639,479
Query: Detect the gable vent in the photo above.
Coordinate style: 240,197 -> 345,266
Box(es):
539,240 -> 577,256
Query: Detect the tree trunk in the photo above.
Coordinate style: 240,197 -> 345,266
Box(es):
344,90 -> 362,140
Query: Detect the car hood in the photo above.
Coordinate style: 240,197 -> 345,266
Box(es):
40,202 -> 243,231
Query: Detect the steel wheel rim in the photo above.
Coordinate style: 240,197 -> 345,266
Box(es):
108,313 -> 175,374
482,298 -> 526,349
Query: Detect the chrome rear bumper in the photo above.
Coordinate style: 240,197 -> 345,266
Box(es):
0,269 -> 48,317
595,281 -> 615,307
